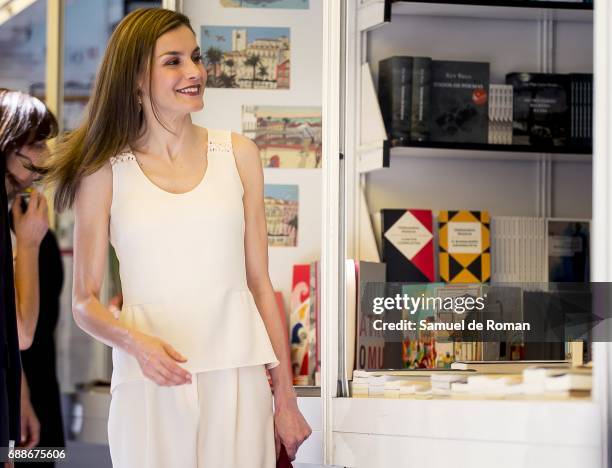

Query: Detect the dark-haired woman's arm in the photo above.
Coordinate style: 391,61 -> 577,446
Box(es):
13,190 -> 49,349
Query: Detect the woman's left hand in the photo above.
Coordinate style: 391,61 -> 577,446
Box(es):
274,397 -> 312,461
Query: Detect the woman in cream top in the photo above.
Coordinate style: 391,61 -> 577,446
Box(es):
44,8 -> 310,468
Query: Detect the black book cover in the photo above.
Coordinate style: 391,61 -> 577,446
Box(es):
378,56 -> 413,145
430,60 -> 489,144
506,72 -> 570,147
410,57 -> 432,142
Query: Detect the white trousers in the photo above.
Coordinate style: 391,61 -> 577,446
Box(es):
107,365 -> 275,468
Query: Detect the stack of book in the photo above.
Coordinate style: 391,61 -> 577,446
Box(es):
378,56 -> 593,150
377,209 -> 590,284
351,361 -> 592,400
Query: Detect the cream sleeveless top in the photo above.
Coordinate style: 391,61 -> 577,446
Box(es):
108,128 -> 278,392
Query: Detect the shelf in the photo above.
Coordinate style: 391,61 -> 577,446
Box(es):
358,0 -> 593,32
390,142 -> 593,162
358,142 -> 591,171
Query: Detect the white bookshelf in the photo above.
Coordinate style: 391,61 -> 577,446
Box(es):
358,0 -> 593,31
329,1 -> 604,467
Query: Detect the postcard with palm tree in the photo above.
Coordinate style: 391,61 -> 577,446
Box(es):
201,26 -> 290,89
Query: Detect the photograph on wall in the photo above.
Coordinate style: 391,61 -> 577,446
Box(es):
201,26 -> 290,89
221,0 -> 309,8
242,106 -> 322,168
264,184 -> 299,247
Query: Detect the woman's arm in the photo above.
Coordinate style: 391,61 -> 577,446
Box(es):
19,371 -> 39,448
13,190 -> 49,349
232,133 -> 311,460
72,163 -> 191,387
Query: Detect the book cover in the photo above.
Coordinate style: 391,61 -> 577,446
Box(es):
506,72 -> 570,147
401,283 -> 443,369
439,210 -> 491,283
547,219 -> 590,282
309,261 -> 318,383
290,264 -> 311,385
378,56 -> 413,145
355,261 -> 387,371
382,209 -> 435,282
410,57 -> 432,142
430,60 -> 490,143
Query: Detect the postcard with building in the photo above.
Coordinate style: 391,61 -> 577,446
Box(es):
242,105 -> 322,168
264,184 -> 299,247
201,25 -> 290,89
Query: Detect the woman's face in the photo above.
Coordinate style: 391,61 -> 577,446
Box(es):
144,25 -> 206,118
5,141 -> 48,198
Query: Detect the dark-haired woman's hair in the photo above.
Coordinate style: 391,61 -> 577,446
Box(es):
43,8 -> 194,211
0,89 -> 58,169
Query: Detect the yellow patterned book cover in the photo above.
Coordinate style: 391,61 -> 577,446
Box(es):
439,210 -> 491,283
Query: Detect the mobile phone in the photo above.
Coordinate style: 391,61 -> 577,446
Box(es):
19,190 -> 31,211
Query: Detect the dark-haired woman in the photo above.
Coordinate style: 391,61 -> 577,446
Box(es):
44,8 -> 310,468
0,89 -> 65,466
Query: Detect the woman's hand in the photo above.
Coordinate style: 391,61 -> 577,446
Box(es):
274,397 -> 312,461
19,376 -> 40,449
130,330 -> 192,386
13,190 -> 49,250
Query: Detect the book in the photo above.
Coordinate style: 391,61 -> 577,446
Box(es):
309,261 -> 320,385
545,373 -> 592,392
438,210 -> 491,283
401,283 -> 443,369
290,264 -> 312,385
378,56 -> 413,145
451,360 -> 570,373
410,57 -> 432,142
355,261 -> 387,371
506,72 -> 570,147
569,73 -> 593,148
547,219 -> 590,282
430,60 -> 490,144
488,84 -> 513,145
382,209 -> 435,282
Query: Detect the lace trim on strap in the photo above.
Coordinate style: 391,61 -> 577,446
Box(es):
208,141 -> 232,153
109,152 -> 136,166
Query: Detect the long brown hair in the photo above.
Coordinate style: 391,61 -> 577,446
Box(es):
44,8 -> 194,211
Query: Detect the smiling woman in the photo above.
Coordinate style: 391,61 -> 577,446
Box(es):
41,7 -> 310,468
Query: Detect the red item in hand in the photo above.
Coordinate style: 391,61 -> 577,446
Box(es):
277,444 -> 293,468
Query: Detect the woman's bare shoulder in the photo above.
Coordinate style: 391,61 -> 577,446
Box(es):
231,132 -> 259,166
230,132 -> 261,188
75,161 -> 113,213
